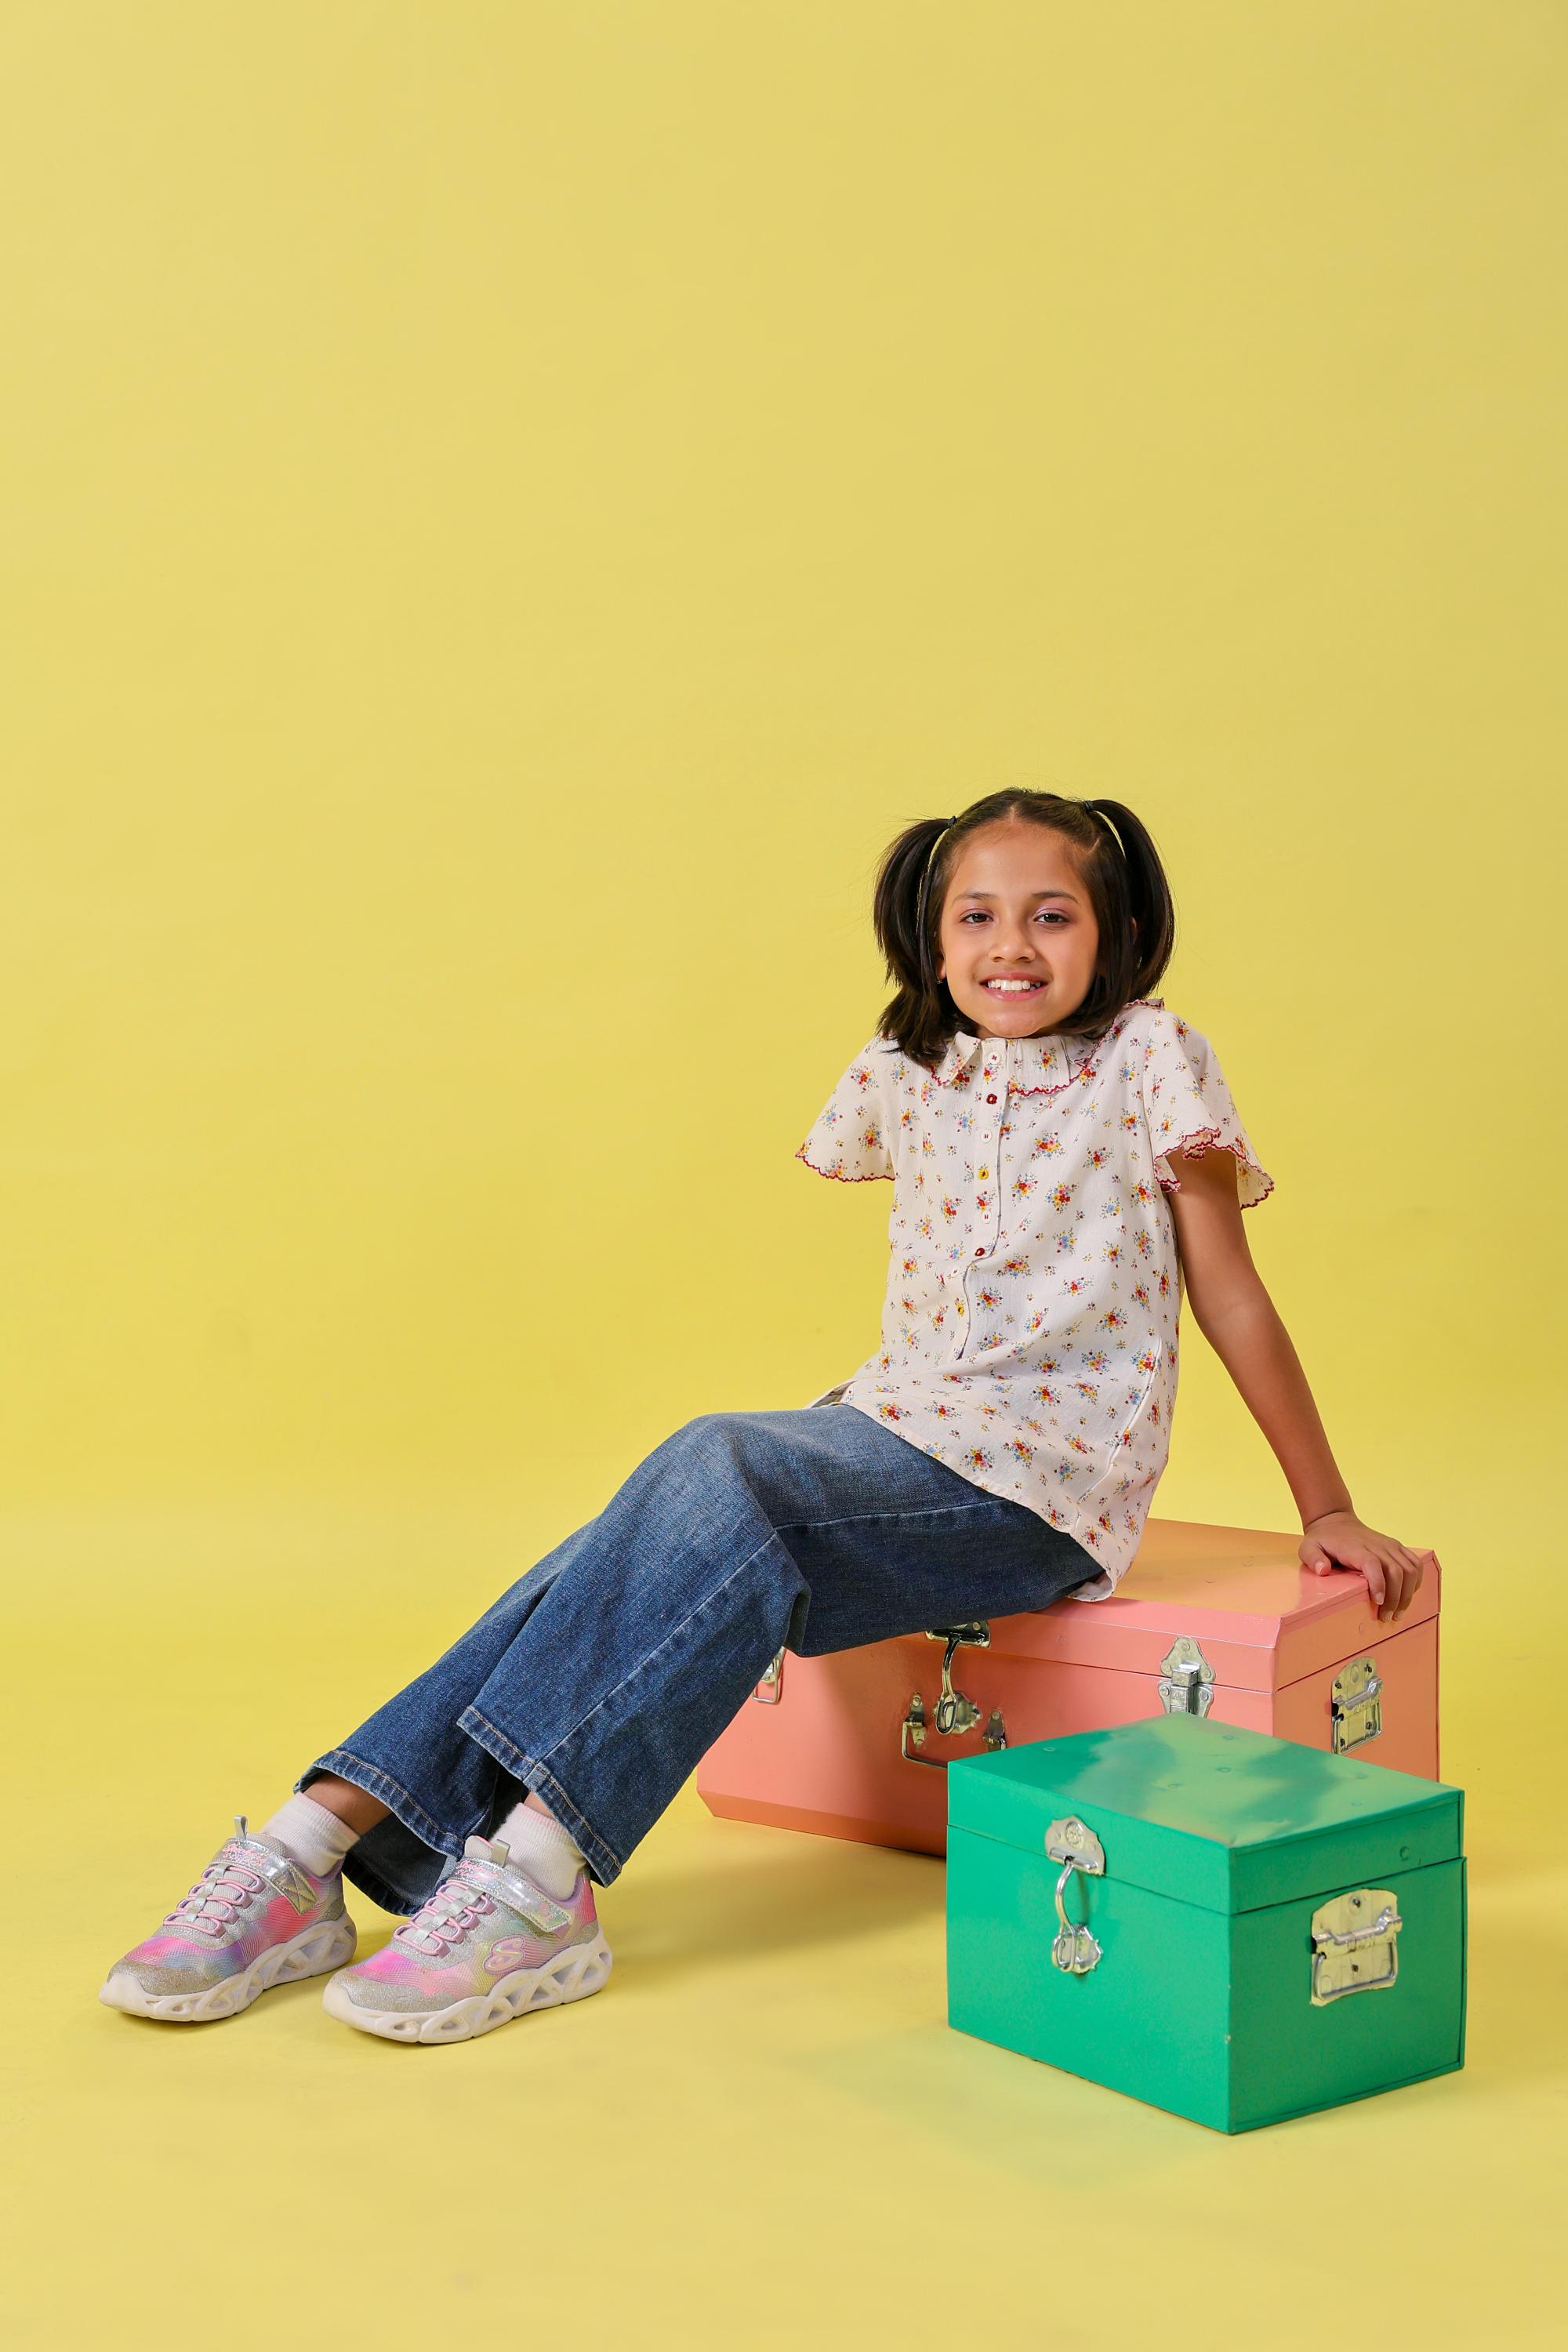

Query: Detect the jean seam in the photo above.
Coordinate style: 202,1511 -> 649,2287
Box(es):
771,1500 -> 1029,1536
527,1524 -> 789,1765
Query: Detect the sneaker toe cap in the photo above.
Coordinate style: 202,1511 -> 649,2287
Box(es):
325,1957 -> 434,2015
102,1952 -> 227,2000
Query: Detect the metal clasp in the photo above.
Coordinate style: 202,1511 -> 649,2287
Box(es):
751,1646 -> 786,1704
1158,1635 -> 1216,1717
899,1623 -> 1007,1767
1330,1656 -> 1385,1752
1046,1817 -> 1105,1974
1310,1888 -> 1403,2004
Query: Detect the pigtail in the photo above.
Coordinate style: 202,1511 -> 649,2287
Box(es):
1079,797 -> 1176,1014
871,816 -> 960,1069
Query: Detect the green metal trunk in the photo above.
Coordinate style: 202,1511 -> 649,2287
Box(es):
946,1715 -> 1466,2133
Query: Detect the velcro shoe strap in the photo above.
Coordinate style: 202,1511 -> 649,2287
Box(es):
229,1840 -> 321,1915
482,1864 -> 572,1934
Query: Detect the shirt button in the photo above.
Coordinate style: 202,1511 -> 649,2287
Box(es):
986,1092 -> 998,1104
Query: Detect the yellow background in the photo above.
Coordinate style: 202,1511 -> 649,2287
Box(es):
5,4 -> 1563,2345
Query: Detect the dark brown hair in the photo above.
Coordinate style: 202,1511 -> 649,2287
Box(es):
871,789 -> 1176,1069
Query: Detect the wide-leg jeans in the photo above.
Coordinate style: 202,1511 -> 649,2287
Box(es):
297,1405 -> 1098,1913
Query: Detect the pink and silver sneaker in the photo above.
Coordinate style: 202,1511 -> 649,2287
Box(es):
99,1817 -> 357,2024
321,1833 -> 612,2045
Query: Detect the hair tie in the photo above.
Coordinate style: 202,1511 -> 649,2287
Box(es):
1085,800 -> 1127,857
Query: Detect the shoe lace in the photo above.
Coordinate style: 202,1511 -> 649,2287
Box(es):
393,1868 -> 501,1958
165,1852 -> 267,1942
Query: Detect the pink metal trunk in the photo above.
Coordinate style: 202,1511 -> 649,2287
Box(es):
695,1517 -> 1440,1856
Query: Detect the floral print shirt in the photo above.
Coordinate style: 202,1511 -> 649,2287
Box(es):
796,996 -> 1274,1599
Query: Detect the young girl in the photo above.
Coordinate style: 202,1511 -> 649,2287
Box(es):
100,788 -> 1435,2046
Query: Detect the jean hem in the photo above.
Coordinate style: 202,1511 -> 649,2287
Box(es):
457,1706 -> 624,1888
296,1748 -> 470,1918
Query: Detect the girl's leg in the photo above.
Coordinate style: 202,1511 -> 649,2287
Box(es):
299,1772 -> 552,1836
299,1403 -> 1096,1916
295,1777 -> 389,1834
102,1406 -> 1094,2034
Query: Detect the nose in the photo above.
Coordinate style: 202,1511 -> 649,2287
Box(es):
989,923 -> 1037,964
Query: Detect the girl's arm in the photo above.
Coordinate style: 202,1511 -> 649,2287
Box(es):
1163,1145 -> 1436,1624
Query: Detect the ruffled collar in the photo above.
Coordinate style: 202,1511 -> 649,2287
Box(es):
931,996 -> 1164,1098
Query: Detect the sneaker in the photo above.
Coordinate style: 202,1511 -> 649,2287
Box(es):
321,1833 -> 612,2045
99,1816 -> 357,2024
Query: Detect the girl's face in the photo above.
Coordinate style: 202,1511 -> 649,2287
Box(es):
936,821 -> 1105,1039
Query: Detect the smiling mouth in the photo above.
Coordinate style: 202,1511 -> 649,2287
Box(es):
982,979 -> 1046,994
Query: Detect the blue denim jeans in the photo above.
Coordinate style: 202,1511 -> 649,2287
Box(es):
297,1405 -> 1097,1912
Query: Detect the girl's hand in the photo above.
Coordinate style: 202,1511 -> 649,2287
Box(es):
1299,1512 -> 1436,1623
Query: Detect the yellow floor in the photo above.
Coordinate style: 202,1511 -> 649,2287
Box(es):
9,1494 -> 1564,2350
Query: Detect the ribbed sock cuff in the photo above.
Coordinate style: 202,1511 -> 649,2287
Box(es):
260,1792 -> 361,1878
492,1798 -> 589,1900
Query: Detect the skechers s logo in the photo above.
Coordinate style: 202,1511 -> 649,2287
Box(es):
483,1937 -> 533,1976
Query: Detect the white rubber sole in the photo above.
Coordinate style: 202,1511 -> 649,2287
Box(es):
99,1913 -> 358,2024
321,1928 -> 614,2045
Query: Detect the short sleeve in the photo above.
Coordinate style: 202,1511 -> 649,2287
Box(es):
1139,1009 -> 1275,1210
795,1037 -> 895,1183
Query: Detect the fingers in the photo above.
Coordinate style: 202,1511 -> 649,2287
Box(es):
1300,1536 -> 1439,1617
1397,1548 -> 1425,1615
1374,1547 -> 1421,1622
1376,1552 -> 1413,1622
1359,1555 -> 1388,1615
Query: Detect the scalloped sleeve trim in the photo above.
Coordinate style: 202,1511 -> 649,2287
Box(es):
1141,1009 -> 1275,1211
794,1038 -> 897,1183
794,1143 -> 893,1185
1154,1129 -> 1276,1210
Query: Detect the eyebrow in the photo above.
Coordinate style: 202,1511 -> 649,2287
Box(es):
952,889 -> 1080,905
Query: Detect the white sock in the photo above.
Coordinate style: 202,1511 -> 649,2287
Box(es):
491,1797 -> 588,1899
260,1792 -> 361,1878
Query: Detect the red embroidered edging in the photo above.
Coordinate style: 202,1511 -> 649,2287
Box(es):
939,996 -> 1169,1099
1155,1129 -> 1275,1208
794,1144 -> 894,1185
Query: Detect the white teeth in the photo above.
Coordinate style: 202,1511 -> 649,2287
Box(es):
985,980 -> 1042,993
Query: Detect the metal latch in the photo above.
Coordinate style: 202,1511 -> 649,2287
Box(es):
899,1623 -> 1007,1767
1158,1635 -> 1215,1717
751,1646 -> 786,1704
1330,1656 -> 1385,1752
1310,1888 -> 1403,2004
1046,1817 -> 1105,1975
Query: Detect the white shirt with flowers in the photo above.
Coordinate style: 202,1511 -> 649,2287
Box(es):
795,995 -> 1275,1599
